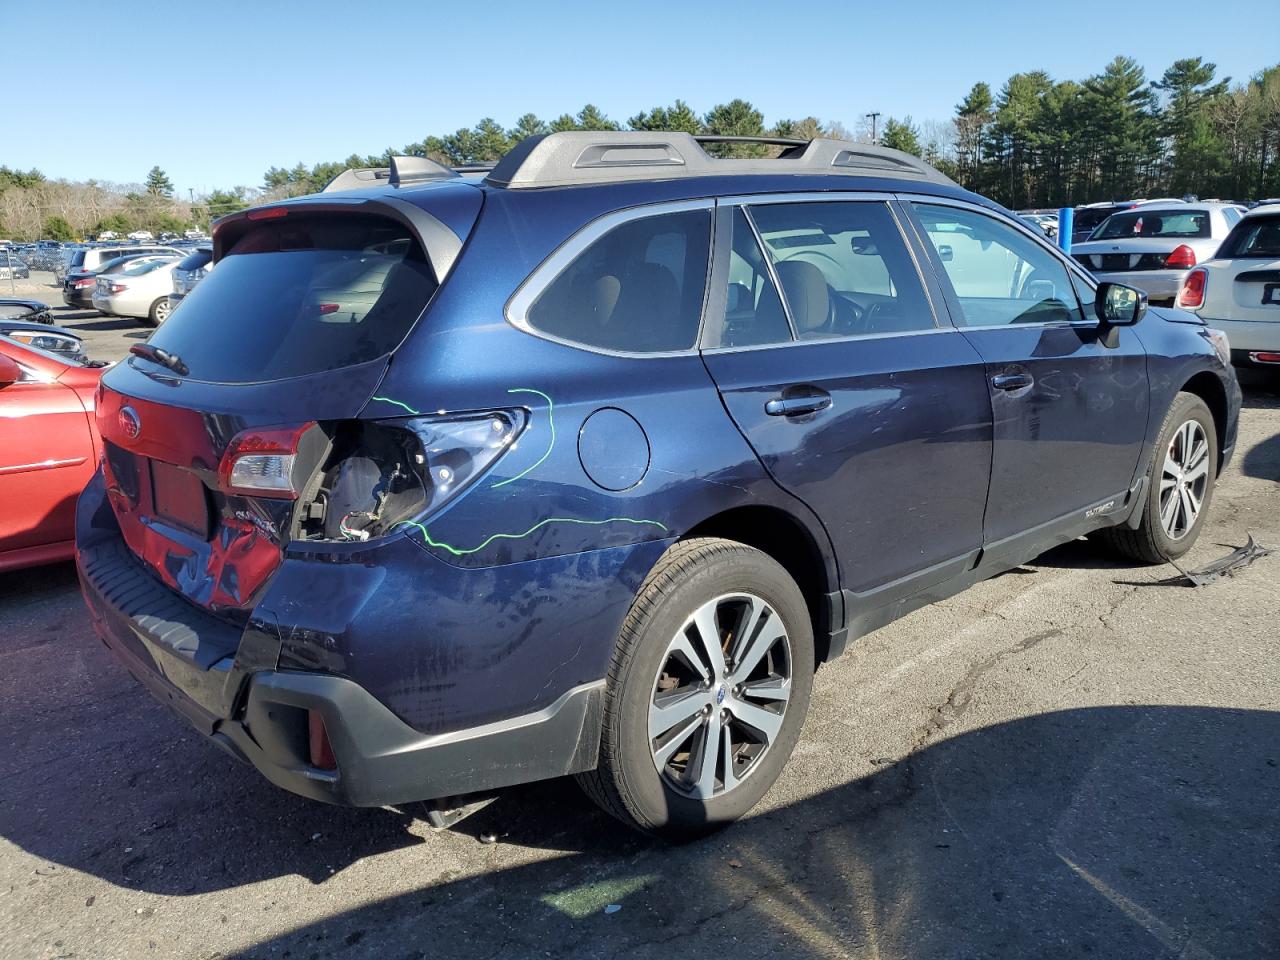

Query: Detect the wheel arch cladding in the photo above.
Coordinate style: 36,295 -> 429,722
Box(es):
1180,371 -> 1229,469
682,505 -> 836,665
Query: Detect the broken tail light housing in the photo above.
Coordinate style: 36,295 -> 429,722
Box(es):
296,411 -> 526,544
1178,268 -> 1208,309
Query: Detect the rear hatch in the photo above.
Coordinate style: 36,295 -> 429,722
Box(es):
96,190 -> 481,622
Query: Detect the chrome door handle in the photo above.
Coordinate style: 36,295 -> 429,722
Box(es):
765,393 -> 832,417
991,373 -> 1034,392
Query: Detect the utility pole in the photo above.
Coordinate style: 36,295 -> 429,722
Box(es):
865,112 -> 881,145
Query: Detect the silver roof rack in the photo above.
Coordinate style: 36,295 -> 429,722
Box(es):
324,155 -> 459,193
483,132 -> 955,190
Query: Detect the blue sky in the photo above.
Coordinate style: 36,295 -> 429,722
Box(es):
6,0 -> 1279,196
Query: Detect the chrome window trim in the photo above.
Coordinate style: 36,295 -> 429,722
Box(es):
739,205 -> 799,340
504,198 -> 717,360
703,325 -> 958,357
899,192 -> 1102,330
701,191 -> 944,353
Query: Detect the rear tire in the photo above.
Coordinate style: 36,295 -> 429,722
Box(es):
576,537 -> 814,840
148,298 -> 171,326
1098,391 -> 1217,564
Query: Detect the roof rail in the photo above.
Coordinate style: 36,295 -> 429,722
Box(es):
323,155 -> 458,193
483,132 -> 955,190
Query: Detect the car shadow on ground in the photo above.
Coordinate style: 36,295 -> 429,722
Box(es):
2,594 -> 1277,960
231,706 -> 1280,958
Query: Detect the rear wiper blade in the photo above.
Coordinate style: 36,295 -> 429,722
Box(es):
129,343 -> 189,376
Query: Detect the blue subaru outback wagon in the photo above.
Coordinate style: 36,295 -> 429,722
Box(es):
77,132 -> 1240,838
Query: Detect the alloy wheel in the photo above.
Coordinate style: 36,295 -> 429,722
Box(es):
648,593 -> 792,799
154,300 -> 171,324
1159,419 -> 1210,540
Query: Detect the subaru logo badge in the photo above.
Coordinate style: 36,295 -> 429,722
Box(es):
118,406 -> 141,440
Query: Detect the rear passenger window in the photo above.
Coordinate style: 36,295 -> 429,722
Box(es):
526,209 -> 711,353
748,201 -> 935,339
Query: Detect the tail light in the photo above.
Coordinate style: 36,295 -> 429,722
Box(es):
296,412 -> 525,544
1166,244 -> 1197,269
73,277 -> 96,288
108,282 -> 128,294
1178,268 -> 1208,309
218,423 -> 319,499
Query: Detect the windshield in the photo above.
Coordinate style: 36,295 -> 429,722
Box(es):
1218,215 -> 1280,259
1093,210 -> 1210,240
1,335 -> 87,367
143,214 -> 438,383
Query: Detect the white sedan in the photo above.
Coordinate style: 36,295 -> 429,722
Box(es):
90,256 -> 182,325
1071,203 -> 1244,304
1177,206 -> 1280,368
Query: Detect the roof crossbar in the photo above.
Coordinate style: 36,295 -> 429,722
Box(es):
483,132 -> 955,190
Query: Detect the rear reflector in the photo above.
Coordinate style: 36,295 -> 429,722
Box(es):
1166,244 -> 1197,269
1251,352 -> 1280,365
1177,268 -> 1207,309
308,710 -> 337,770
218,423 -> 316,499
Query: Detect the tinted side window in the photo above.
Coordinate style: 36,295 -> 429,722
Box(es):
719,208 -> 792,347
526,209 -> 711,353
748,201 -> 934,338
915,204 -> 1084,327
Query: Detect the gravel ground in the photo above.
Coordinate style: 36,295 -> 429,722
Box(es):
1,296 -> 1277,960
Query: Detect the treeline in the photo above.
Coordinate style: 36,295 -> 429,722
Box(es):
262,57 -> 1280,209
4,55 -> 1278,241
0,165 -> 200,241
260,100 -> 850,199
942,57 -> 1280,208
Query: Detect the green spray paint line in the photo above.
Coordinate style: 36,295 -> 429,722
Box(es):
399,516 -> 668,558
370,395 -> 421,415
491,387 -> 554,488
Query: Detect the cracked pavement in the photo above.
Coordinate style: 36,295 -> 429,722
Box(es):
1,351 -> 1278,958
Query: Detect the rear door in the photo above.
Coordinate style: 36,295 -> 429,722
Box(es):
904,199 -> 1149,563
701,195 -> 993,612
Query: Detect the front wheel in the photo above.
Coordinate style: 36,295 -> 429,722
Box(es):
576,538 -> 814,840
1099,391 -> 1217,564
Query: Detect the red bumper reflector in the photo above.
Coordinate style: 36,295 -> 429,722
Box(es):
308,710 -> 337,770
1251,352 -> 1280,365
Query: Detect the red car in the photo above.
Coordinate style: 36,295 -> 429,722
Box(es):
0,336 -> 105,571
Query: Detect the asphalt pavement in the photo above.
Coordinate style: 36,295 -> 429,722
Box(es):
1,297 -> 1277,959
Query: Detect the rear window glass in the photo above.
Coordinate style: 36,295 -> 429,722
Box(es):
144,215 -> 437,383
1218,215 -> 1280,259
177,249 -> 212,270
1093,211 -> 1210,240
525,209 -> 711,353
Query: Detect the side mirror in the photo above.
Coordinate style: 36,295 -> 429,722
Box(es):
0,354 -> 22,388
1095,282 -> 1147,326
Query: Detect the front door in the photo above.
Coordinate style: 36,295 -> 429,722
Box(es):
701,198 -> 993,609
906,201 -> 1149,558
